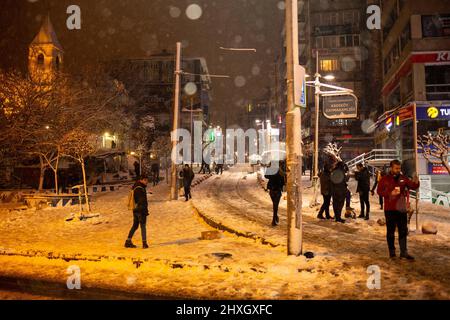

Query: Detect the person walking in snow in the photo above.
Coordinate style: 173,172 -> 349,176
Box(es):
355,163 -> 371,220
317,164 -> 333,220
377,160 -> 419,260
330,161 -> 348,223
125,175 -> 150,249
180,164 -> 195,201
265,163 -> 286,227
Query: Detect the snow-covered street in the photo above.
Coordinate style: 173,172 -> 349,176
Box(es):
0,169 -> 449,299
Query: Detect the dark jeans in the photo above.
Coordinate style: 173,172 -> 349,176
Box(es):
269,190 -> 282,220
127,212 -> 147,242
184,185 -> 192,200
346,189 -> 351,208
332,195 -> 345,220
385,211 -> 408,255
318,194 -> 332,218
359,191 -> 370,217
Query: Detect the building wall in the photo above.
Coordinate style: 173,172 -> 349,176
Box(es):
106,53 -> 212,134
382,0 -> 450,111
300,0 -> 379,159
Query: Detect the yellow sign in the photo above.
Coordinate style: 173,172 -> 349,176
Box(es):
427,106 -> 439,119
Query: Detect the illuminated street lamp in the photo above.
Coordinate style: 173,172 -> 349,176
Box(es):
305,52 -> 353,206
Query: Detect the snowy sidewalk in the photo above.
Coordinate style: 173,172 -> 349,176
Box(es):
0,175 -> 339,299
191,169 -> 450,299
1,171 -> 449,299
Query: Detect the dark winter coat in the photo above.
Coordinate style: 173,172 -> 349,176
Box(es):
319,170 -> 331,196
377,173 -> 420,212
265,171 -> 286,192
181,167 -> 195,187
355,167 -> 371,193
330,164 -> 349,199
132,181 -> 149,216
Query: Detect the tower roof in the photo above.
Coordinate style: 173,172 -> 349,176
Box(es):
31,15 -> 63,51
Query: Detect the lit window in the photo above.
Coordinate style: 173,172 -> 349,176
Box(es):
320,59 -> 339,72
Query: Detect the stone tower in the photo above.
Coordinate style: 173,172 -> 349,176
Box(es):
28,15 -> 64,81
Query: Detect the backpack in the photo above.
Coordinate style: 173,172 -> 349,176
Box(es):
127,186 -> 144,211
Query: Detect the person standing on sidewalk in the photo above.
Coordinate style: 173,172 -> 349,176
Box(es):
125,175 -> 150,249
317,164 -> 333,220
377,160 -> 420,260
371,167 -> 386,210
355,163 -> 371,220
265,164 -> 286,227
330,161 -> 348,223
180,164 -> 195,201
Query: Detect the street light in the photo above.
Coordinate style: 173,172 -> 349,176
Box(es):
306,52 -> 354,206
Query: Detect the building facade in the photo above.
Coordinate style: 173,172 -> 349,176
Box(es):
28,15 -> 64,82
106,52 -> 212,137
301,0 -> 383,162
374,0 -> 450,195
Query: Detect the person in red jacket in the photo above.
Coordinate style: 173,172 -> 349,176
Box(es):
377,160 -> 420,260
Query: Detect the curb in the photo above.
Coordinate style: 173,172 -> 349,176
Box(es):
191,173 -> 214,189
191,203 -> 281,248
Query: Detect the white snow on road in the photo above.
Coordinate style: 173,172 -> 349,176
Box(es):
0,170 -> 449,299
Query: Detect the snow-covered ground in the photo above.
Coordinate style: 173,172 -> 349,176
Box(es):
0,169 -> 449,300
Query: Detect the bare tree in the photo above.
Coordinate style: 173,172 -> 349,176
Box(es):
152,136 -> 172,184
419,130 -> 450,174
60,129 -> 97,213
0,68 -> 130,191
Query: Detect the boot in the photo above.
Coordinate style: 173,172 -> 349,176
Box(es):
272,215 -> 279,226
125,239 -> 137,248
143,241 -> 149,249
317,214 -> 326,220
335,217 -> 346,224
365,214 -> 370,221
400,253 -> 415,261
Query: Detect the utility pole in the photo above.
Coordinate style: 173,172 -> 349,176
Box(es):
171,42 -> 182,200
413,103 -> 420,232
313,53 -> 321,206
285,0 -> 303,256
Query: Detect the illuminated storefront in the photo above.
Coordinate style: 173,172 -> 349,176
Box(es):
374,101 -> 450,196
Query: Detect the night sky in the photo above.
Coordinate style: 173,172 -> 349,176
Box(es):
0,0 -> 285,128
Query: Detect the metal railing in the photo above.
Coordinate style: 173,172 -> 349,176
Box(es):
410,187 -> 450,208
346,149 -> 399,170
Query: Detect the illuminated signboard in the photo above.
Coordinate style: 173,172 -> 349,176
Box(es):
429,163 -> 450,175
417,105 -> 450,120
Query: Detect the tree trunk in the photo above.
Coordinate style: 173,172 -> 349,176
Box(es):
54,155 -> 60,195
38,155 -> 46,192
165,156 -> 169,184
442,156 -> 450,175
81,160 -> 91,213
